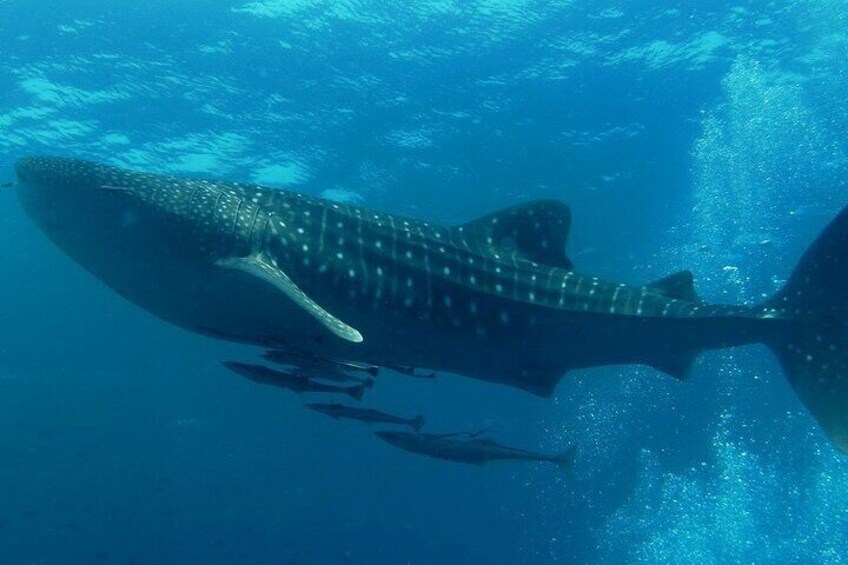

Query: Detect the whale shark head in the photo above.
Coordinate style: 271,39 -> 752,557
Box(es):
16,156 -> 89,226
15,156 -> 150,257
13,156 -> 209,318
12,156 -> 343,346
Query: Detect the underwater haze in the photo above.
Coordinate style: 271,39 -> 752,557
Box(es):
1,1 -> 847,563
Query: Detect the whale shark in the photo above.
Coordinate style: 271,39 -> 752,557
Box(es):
12,156 -> 848,453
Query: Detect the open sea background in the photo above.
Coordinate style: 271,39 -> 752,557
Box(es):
1,1 -> 847,563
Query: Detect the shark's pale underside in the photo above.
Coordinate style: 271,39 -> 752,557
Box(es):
13,157 -> 848,453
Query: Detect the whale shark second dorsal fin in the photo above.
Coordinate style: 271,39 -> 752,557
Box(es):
646,270 -> 701,303
217,255 -> 364,343
457,200 -> 574,269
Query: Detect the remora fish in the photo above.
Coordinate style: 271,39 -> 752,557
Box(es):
223,362 -> 366,401
306,402 -> 425,431
276,364 -> 375,388
13,157 -> 848,453
261,349 -> 380,378
375,430 -> 577,472
263,346 -> 434,381
384,365 -> 438,379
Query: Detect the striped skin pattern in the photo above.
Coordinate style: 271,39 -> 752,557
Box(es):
61,157 -> 772,325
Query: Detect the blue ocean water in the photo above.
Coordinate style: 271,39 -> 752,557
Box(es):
1,1 -> 847,563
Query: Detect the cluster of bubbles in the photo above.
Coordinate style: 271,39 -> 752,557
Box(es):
690,55 -> 847,302
599,412 -> 848,563
589,53 -> 848,562
525,40 -> 848,560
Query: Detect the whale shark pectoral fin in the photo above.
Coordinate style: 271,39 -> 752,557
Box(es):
217,256 -> 364,343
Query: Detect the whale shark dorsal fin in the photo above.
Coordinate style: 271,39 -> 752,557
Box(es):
457,200 -> 573,269
217,256 -> 364,343
646,270 -> 701,302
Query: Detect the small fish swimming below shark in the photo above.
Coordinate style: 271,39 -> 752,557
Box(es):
261,349 -> 379,385
11,156 -> 848,454
383,365 -> 438,380
263,348 -> 436,380
223,361 -> 367,401
306,402 -> 425,431
375,430 -> 578,473
263,348 -> 380,375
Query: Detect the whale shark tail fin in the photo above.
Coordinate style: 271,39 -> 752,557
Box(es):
764,204 -> 848,453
